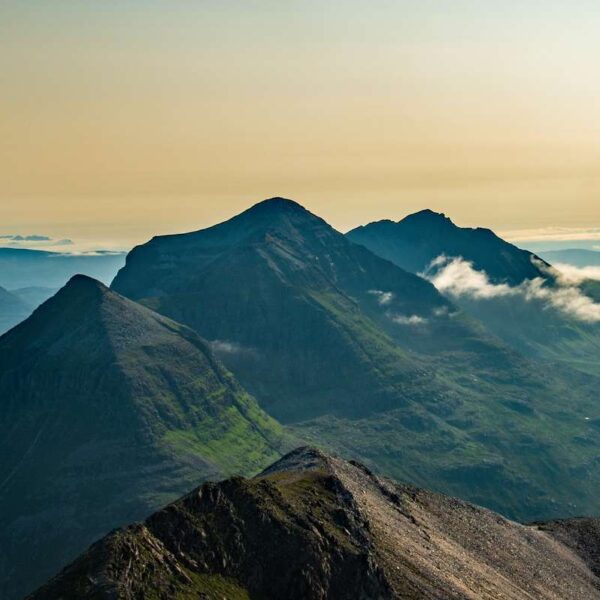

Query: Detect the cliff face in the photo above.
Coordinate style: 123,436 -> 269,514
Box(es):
30,448 -> 600,600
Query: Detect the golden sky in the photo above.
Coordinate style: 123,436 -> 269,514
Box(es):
1,1 -> 599,250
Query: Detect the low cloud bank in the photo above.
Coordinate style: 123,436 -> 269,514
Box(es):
553,263 -> 600,284
424,255 -> 600,323
0,234 -> 73,248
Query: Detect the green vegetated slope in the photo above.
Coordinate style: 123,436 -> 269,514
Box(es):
112,198 -> 600,522
29,448 -> 600,600
0,275 -> 285,600
348,209 -> 600,376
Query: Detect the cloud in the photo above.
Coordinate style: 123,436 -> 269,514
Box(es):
424,255 -> 515,299
210,340 -> 258,357
390,314 -> 427,325
0,234 -> 52,241
368,290 -> 394,305
500,227 -> 600,243
424,255 -> 600,323
553,263 -> 600,284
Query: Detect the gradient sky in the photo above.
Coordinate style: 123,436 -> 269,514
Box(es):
1,1 -> 599,251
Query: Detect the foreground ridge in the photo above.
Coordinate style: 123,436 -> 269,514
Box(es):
30,447 -> 600,600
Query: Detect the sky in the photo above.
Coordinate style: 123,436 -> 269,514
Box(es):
1,1 -> 599,252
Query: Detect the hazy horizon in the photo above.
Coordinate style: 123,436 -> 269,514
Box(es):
2,1 -> 599,252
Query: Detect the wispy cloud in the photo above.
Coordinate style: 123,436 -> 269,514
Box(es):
553,263 -> 600,284
210,340 -> 258,358
424,255 -> 600,323
501,227 -> 600,243
0,234 -> 73,248
390,314 -> 427,326
368,290 -> 394,305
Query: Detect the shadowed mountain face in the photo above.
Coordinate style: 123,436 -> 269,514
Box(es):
30,448 -> 600,600
110,198 -> 600,524
347,209 -> 548,285
0,276 -> 284,600
113,198 -> 456,422
348,210 -> 600,376
0,285 -> 31,334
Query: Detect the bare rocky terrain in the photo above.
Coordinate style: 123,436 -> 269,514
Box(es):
30,447 -> 600,599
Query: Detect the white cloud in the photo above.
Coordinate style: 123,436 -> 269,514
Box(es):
368,290 -> 394,305
391,314 -> 427,326
424,255 -> 600,323
553,263 -> 600,284
500,227 -> 600,243
424,255 -> 515,299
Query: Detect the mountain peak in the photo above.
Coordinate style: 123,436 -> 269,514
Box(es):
239,197 -> 326,228
401,209 -> 454,226
251,197 -> 306,212
49,274 -> 109,309
64,273 -> 108,292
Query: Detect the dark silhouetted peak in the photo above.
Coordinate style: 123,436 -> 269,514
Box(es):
247,196 -> 308,214
233,196 -> 331,233
62,274 -> 108,296
347,209 -> 547,285
401,209 -> 453,225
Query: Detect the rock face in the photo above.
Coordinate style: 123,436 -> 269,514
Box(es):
347,209 -> 547,285
30,448 -> 600,600
0,276 -> 284,600
0,285 -> 31,334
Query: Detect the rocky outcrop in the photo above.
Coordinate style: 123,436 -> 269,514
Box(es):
30,448 -> 600,600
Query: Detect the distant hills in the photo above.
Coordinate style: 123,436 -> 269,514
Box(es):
112,198 -> 600,524
539,248 -> 600,267
30,447 -> 600,600
0,275 -> 285,599
0,247 -> 125,289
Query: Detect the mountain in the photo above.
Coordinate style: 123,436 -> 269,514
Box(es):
111,198 -> 600,523
0,285 -> 31,334
539,248 -> 600,268
30,447 -> 600,600
0,275 -> 284,600
0,247 -> 125,289
113,197 -> 455,422
348,210 -> 600,376
347,209 -> 548,284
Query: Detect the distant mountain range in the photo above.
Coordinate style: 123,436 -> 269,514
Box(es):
538,248 -> 600,267
0,247 -> 125,289
0,275 -> 285,599
112,198 -> 600,524
30,447 -> 600,600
